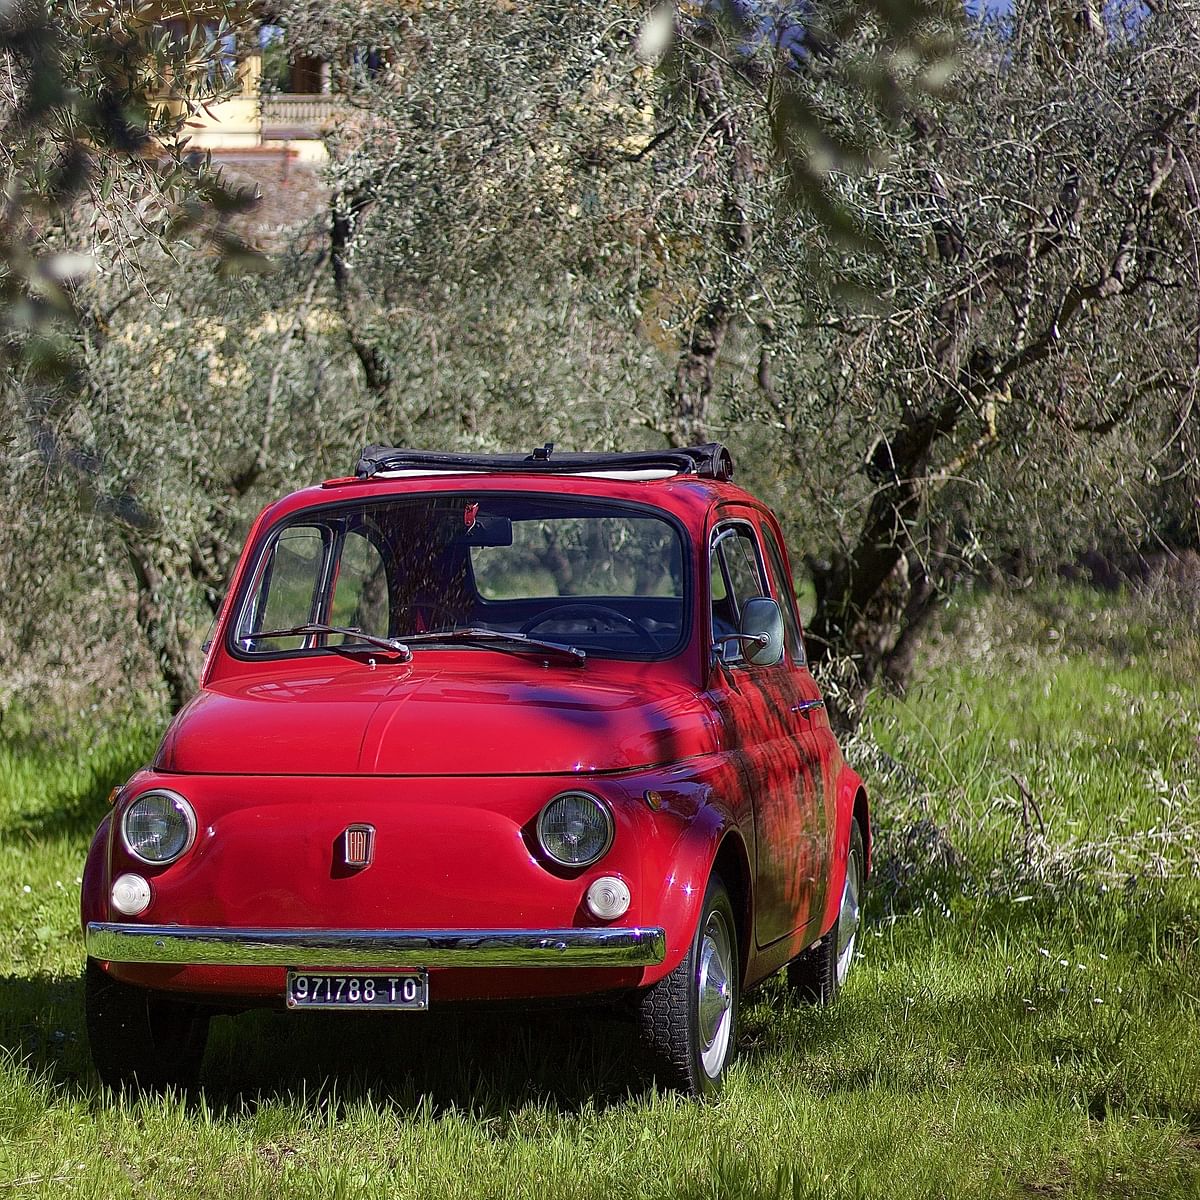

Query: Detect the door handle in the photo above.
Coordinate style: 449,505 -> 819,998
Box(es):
791,699 -> 825,715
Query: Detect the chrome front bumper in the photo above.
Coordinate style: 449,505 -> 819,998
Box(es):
86,922 -> 667,969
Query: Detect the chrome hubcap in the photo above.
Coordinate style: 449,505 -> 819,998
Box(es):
697,909 -> 734,1078
835,846 -> 862,987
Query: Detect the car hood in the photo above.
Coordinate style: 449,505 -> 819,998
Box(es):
157,658 -> 717,776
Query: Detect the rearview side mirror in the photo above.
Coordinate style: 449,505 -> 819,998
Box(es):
452,514 -> 514,547
740,597 -> 784,667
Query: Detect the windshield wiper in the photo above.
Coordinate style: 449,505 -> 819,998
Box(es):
246,624 -> 413,660
393,627 -> 586,665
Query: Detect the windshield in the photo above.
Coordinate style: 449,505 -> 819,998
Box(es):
233,494 -> 688,661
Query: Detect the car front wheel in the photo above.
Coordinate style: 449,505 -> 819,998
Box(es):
85,959 -> 210,1093
637,873 -> 739,1097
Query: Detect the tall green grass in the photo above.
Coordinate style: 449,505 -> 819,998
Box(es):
0,590 -> 1196,1198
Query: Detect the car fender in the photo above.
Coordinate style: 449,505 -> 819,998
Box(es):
818,764 -> 870,936
635,799 -> 750,987
80,813 -> 113,932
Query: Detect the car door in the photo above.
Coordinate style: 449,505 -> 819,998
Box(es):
704,510 -> 827,949
758,517 -> 836,937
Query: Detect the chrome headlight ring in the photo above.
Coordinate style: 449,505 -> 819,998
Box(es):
120,789 -> 197,866
536,791 -> 614,868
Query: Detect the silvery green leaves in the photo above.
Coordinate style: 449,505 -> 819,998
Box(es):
660,1 -> 961,247
1,1 -> 266,387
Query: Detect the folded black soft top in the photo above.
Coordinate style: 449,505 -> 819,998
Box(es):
353,442 -> 734,482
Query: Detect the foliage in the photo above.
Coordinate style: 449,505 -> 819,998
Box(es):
2,1 -> 1199,718
0,240 -> 365,712
1,0 -> 259,380
0,1 -> 270,709
281,0 -> 1199,722
762,0 -> 1200,713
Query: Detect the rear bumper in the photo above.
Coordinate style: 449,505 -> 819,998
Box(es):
86,922 -> 667,969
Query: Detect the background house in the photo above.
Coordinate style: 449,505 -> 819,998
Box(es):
156,11 -> 355,162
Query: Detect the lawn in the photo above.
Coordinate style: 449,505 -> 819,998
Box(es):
1,590 -> 1197,1199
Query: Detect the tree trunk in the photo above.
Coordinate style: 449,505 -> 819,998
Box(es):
664,57 -> 754,445
124,535 -> 198,712
667,301 -> 732,446
331,188 -> 393,395
880,522 -> 951,696
805,391 -> 973,730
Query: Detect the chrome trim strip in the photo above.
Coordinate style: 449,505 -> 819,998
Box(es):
86,923 -> 667,969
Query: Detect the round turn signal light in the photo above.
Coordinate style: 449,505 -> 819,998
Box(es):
586,875 -> 631,920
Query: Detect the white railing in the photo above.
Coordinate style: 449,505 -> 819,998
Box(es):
259,94 -> 347,132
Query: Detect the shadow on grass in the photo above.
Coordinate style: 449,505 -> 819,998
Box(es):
0,970 -> 93,1118
6,881 -> 1195,1124
0,967 -> 653,1119
198,1002 -> 652,1117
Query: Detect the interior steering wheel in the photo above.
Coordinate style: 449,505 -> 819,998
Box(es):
520,603 -> 659,653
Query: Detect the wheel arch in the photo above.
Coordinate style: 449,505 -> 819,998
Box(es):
711,830 -> 753,983
818,766 -> 870,935
635,800 -> 751,987
853,785 -> 871,879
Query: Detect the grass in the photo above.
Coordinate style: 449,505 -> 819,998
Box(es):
0,588 -> 1197,1198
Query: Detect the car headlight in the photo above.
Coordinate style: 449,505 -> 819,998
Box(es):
537,791 -> 614,867
121,790 -> 197,865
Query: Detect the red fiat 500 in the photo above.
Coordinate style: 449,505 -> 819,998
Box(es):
82,444 -> 869,1096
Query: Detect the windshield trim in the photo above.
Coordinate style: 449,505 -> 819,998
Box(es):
224,490 -> 694,667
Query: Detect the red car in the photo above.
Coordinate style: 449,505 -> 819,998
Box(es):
82,444 -> 869,1096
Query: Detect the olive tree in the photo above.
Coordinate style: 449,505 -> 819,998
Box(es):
6,0 -> 1198,723
286,0 -> 1199,723
747,2 -> 1200,709
1,0 -> 268,711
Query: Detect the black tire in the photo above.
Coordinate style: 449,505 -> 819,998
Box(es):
85,959 -> 210,1093
637,874 -> 739,1098
787,819 -> 865,1004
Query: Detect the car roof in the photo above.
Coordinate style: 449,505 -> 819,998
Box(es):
252,444 -> 774,528
351,443 -> 735,482
257,470 -> 759,525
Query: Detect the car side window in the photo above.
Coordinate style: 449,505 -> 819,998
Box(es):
329,530 -> 390,640
243,525 -> 327,649
710,522 -> 772,666
761,527 -> 806,666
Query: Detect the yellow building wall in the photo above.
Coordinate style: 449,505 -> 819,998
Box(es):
163,54 -> 263,149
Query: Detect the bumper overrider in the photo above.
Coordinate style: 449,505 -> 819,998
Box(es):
86,922 -> 667,969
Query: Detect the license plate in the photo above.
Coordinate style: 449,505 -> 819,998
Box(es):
285,971 -> 428,1011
